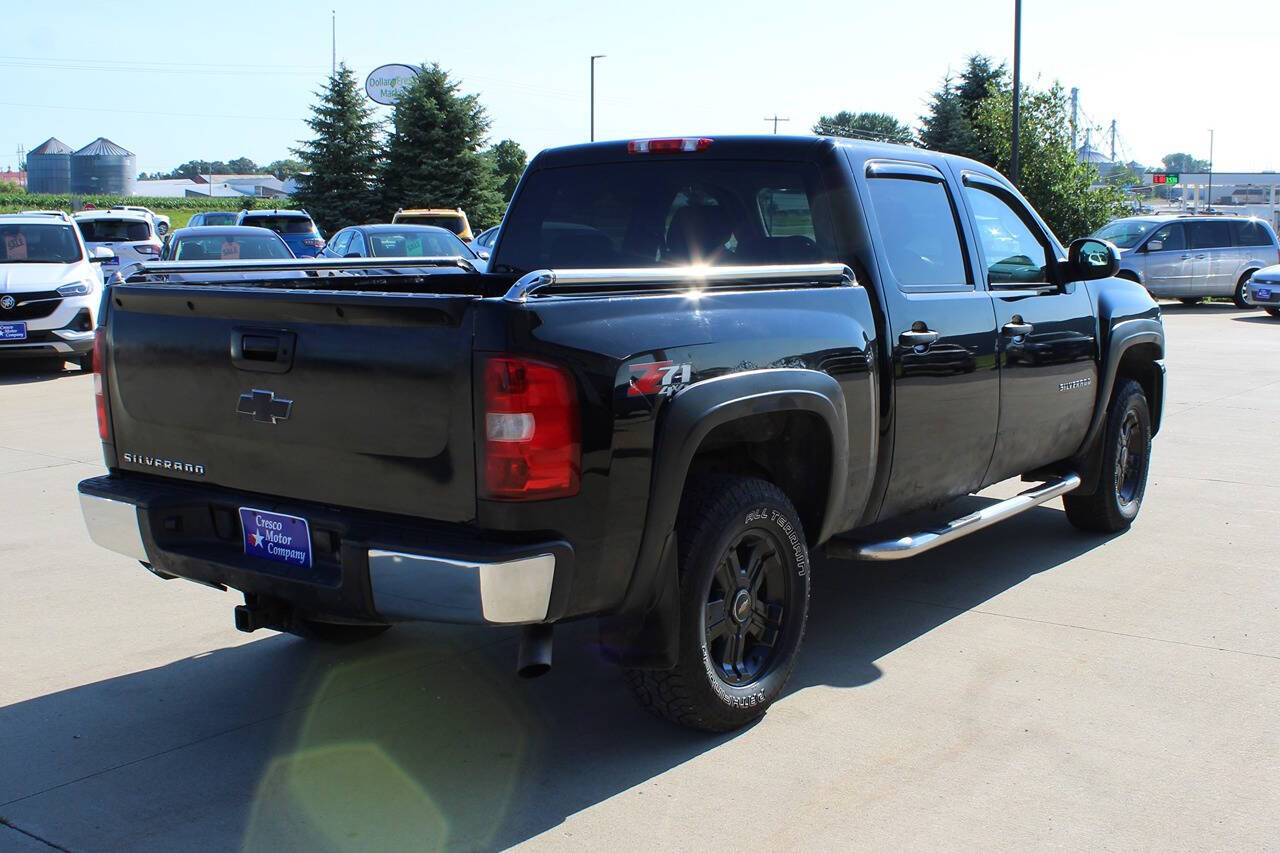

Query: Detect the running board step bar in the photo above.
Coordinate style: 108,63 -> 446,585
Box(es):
825,473 -> 1082,562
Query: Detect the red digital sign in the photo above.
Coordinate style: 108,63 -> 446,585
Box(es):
1152,173 -> 1168,184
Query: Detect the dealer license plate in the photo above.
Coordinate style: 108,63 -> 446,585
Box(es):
239,507 -> 312,568
0,322 -> 27,341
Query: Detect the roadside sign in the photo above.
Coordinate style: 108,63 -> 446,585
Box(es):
365,64 -> 419,105
1152,173 -> 1180,186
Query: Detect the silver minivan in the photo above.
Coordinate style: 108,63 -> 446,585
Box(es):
1092,215 -> 1280,306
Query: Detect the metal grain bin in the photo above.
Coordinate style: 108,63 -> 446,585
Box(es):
71,137 -> 136,196
26,137 -> 73,194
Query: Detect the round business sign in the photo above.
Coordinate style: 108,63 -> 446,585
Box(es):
365,64 -> 419,105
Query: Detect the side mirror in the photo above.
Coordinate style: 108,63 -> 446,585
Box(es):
478,251 -> 490,260
90,247 -> 115,263
1145,240 -> 1163,253
1065,237 -> 1119,281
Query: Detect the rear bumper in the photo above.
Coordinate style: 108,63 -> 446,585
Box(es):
77,475 -> 571,625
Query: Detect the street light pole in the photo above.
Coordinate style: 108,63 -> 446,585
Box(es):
590,55 -> 606,142
1207,129 -> 1215,211
1010,0 -> 1022,186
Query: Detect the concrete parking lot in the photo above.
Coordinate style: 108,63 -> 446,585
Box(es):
1,304 -> 1276,852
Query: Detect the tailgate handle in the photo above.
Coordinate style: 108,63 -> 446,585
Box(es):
231,329 -> 296,374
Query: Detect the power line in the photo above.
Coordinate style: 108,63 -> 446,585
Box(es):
0,99 -> 306,123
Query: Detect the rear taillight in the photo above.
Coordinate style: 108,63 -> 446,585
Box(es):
303,238 -> 325,248
93,328 -> 110,441
135,244 -> 161,256
482,356 -> 579,500
628,137 -> 713,154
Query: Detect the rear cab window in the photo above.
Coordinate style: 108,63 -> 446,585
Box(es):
493,160 -> 836,274
245,215 -> 315,235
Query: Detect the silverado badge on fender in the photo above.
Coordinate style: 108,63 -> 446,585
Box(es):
237,389 -> 292,424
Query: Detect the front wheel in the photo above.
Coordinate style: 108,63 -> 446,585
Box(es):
1064,379 -> 1152,533
627,476 -> 811,732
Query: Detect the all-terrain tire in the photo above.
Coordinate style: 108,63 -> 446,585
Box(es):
627,475 -> 811,732
1063,379 -> 1152,533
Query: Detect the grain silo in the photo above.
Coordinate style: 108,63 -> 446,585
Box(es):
71,137 -> 136,196
26,137 -> 73,194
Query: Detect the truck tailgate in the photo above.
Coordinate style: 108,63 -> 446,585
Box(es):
105,285 -> 479,522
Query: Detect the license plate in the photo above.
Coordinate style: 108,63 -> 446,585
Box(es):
0,322 -> 27,341
102,256 -> 119,266
239,507 -> 312,568
1256,287 -> 1272,300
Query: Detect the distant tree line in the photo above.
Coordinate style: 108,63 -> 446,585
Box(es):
290,63 -> 527,235
139,157 -> 307,182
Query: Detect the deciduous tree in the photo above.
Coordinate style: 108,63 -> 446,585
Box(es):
813,111 -> 914,145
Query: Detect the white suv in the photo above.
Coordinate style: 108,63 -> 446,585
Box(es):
72,210 -> 162,273
0,214 -> 113,370
109,205 -> 171,236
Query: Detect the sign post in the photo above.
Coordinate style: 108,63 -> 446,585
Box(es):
365,64 -> 419,106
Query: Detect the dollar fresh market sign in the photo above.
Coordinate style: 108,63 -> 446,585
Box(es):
365,64 -> 419,105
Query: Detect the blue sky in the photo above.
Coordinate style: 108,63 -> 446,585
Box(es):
3,0 -> 1276,176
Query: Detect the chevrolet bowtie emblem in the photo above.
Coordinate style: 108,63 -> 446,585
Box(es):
237,389 -> 292,424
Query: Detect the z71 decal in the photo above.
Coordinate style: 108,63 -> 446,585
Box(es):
628,361 -> 692,397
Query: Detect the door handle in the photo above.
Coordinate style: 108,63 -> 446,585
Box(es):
1002,321 -> 1033,337
899,329 -> 940,348
1180,253 -> 1192,259
1195,254 -> 1206,259
231,328 -> 296,374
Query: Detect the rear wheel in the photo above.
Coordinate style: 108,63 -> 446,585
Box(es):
1234,272 -> 1257,309
627,475 -> 810,732
1064,379 -> 1152,533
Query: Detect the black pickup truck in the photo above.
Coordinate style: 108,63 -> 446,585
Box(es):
79,136 -> 1165,731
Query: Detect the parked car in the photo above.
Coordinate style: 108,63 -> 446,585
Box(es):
72,210 -> 163,272
234,209 -> 325,257
160,226 -> 295,262
0,213 -> 113,370
1093,215 -> 1280,306
322,224 -> 484,270
19,210 -> 72,221
1243,266 -> 1280,318
392,207 -> 473,241
109,205 -> 171,236
187,211 -> 239,227
80,135 -> 1165,732
471,225 -> 500,254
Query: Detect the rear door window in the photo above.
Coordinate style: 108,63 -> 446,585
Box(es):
1188,221 -> 1230,250
1231,220 -> 1273,247
493,160 -> 835,273
866,174 -> 969,288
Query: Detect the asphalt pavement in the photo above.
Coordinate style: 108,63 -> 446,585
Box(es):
1,303 -> 1276,851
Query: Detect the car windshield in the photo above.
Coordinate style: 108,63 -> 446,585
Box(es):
1092,219 -> 1160,249
243,216 -> 314,235
0,224 -> 82,263
77,218 -> 152,243
493,160 -> 835,274
200,213 -> 238,226
367,229 -> 475,258
173,234 -> 293,261
399,214 -> 466,235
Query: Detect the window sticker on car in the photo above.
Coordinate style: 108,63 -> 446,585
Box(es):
405,237 -> 423,256
220,240 -> 241,260
4,232 -> 27,260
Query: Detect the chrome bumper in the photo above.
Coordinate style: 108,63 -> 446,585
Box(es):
79,492 -> 149,562
79,491 -> 556,626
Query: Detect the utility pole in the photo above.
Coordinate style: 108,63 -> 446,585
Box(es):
1010,0 -> 1023,186
1109,119 -> 1116,162
763,115 -> 790,134
331,10 -> 336,76
1070,87 -> 1078,153
1207,129 -> 1215,211
589,55 -> 606,141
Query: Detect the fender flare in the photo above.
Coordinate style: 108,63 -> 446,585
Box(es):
598,369 -> 849,668
1078,317 -> 1164,456
629,368 -> 848,614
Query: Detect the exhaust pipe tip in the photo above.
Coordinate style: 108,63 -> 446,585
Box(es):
517,623 -> 553,678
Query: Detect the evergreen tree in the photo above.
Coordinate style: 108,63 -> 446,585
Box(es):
919,55 -> 1005,163
378,63 -> 504,229
291,63 -> 383,233
483,139 -> 528,202
971,81 -> 1127,241
814,111 -> 914,144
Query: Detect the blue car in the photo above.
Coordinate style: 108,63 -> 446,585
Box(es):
234,209 -> 326,257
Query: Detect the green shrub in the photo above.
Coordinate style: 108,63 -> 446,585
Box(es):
0,194 -> 298,213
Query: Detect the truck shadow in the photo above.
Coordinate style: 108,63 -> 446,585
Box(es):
0,500 -> 1115,851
